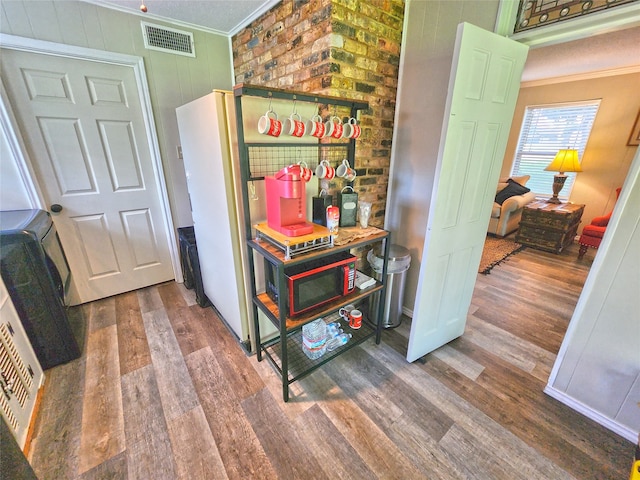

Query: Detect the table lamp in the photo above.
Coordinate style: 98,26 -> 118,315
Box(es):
544,149 -> 582,204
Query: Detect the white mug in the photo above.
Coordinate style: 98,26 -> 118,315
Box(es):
339,304 -> 355,318
336,159 -> 357,182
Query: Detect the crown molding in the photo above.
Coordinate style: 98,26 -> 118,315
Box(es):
521,64 -> 640,87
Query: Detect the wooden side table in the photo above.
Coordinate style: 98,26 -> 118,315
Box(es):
515,201 -> 585,254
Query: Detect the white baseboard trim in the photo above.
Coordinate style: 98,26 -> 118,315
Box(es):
402,306 -> 413,318
544,385 -> 638,443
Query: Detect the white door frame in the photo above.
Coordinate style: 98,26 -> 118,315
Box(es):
0,79 -> 42,210
0,33 -> 180,283
545,149 -> 640,443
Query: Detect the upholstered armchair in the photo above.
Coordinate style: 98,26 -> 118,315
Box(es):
577,187 -> 621,259
488,176 -> 536,237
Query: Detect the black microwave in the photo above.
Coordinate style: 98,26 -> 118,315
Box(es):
265,251 -> 356,317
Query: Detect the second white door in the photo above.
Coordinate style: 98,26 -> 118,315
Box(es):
407,23 -> 529,362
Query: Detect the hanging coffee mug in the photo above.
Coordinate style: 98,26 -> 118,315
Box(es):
306,115 -> 325,138
284,112 -> 305,137
336,159 -> 357,182
342,117 -> 361,139
297,161 -> 312,182
315,161 -> 327,179
315,160 -> 335,180
324,116 -> 343,139
258,110 -> 282,137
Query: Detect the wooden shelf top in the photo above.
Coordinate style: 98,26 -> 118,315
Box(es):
256,281 -> 383,331
249,226 -> 388,265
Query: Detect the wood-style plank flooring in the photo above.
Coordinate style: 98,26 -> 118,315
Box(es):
26,242 -> 634,479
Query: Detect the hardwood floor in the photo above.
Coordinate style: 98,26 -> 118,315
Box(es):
26,242 -> 634,479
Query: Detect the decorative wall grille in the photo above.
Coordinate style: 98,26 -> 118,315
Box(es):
0,393 -> 18,431
141,22 -> 195,57
0,322 -> 33,408
0,321 -> 36,434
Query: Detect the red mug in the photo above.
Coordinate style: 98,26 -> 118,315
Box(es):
298,161 -> 312,182
324,116 -> 343,139
348,309 -> 363,329
258,110 -> 282,137
284,113 -> 305,137
315,160 -> 335,180
342,117 -> 361,139
306,115 -> 325,138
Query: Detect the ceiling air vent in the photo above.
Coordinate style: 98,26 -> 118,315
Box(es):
141,22 -> 195,57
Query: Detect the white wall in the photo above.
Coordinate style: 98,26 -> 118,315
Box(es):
521,26 -> 640,82
0,0 -> 234,229
546,148 -> 640,442
386,0 -> 500,312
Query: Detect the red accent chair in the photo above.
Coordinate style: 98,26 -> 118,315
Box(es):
577,188 -> 621,259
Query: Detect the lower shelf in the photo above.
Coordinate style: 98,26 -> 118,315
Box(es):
261,310 -> 377,384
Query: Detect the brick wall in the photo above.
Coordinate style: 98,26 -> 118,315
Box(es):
232,0 -> 405,228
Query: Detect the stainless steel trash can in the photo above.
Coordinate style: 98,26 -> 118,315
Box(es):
367,244 -> 411,328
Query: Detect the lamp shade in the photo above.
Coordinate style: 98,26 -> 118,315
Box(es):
545,149 -> 582,173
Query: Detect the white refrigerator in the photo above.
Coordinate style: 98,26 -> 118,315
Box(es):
176,90 -> 253,344
176,90 -> 318,348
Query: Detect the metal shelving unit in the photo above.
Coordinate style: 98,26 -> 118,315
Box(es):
233,84 -> 389,402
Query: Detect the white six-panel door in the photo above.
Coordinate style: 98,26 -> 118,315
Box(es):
407,23 -> 529,362
1,47 -> 175,304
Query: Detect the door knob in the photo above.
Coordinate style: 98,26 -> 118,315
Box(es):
50,204 -> 63,213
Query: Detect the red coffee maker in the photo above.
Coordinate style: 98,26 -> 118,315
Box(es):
265,165 -> 314,237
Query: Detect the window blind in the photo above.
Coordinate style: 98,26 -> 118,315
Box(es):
511,101 -> 600,200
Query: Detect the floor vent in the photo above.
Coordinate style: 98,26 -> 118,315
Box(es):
141,22 -> 195,57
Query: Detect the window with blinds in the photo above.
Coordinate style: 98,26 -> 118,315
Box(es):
511,101 -> 600,200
